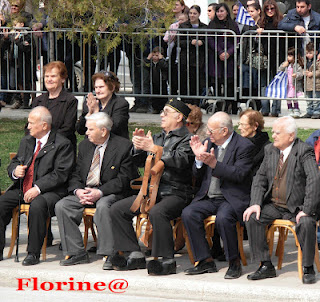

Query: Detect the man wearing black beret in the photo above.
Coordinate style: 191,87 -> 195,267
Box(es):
110,99 -> 195,275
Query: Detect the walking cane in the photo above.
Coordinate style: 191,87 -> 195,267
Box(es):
15,158 -> 24,262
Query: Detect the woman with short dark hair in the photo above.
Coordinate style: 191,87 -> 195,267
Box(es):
76,71 -> 129,139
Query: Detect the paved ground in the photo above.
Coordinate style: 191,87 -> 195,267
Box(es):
0,216 -> 320,302
0,97 -> 319,130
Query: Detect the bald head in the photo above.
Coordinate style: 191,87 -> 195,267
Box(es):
207,112 -> 233,145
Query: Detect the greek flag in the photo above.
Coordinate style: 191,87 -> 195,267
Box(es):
236,2 -> 255,26
265,71 -> 288,99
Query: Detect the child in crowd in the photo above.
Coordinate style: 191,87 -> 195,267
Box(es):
163,12 -> 188,62
145,47 -> 168,114
302,42 -> 320,119
4,16 -> 35,109
278,47 -> 304,118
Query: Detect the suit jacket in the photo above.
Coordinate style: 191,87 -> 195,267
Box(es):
31,89 -> 78,148
251,139 -> 320,217
68,133 -> 139,199
8,130 -> 74,214
193,132 -> 255,221
76,93 -> 129,139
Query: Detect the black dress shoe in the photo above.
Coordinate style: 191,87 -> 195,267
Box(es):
59,252 -> 89,266
224,259 -> 242,279
147,259 -> 176,275
88,246 -> 97,253
185,260 -> 218,275
22,253 -> 40,266
247,264 -> 276,280
303,266 -> 316,284
112,254 -> 146,270
102,256 -> 113,270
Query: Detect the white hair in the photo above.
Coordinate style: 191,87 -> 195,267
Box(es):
30,106 -> 52,125
85,112 -> 113,131
273,116 -> 297,138
210,111 -> 233,132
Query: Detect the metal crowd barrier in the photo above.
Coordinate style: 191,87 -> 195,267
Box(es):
0,27 -> 319,108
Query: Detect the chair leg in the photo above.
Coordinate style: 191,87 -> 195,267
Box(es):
183,225 -> 195,264
7,207 -> 19,258
83,216 -> 89,249
236,222 -> 247,266
314,242 -> 320,273
277,227 -> 286,270
41,217 -> 50,261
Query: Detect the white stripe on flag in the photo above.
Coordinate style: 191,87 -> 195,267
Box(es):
236,2 -> 255,26
265,71 -> 288,99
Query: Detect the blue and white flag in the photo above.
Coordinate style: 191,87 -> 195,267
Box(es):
236,2 -> 255,26
265,71 -> 288,99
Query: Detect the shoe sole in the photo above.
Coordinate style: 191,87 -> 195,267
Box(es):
60,259 -> 90,266
22,261 -> 40,266
247,273 -> 276,280
185,267 -> 218,275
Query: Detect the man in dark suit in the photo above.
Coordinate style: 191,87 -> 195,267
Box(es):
182,112 -> 254,279
0,106 -> 74,265
243,116 -> 320,284
55,112 -> 138,270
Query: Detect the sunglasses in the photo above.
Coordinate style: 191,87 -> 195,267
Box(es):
100,70 -> 117,81
266,7 -> 275,11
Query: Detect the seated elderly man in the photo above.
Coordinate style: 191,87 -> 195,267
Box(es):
0,106 -> 74,265
182,112 -> 254,279
243,116 -> 320,284
55,112 -> 138,269
110,99 -> 194,275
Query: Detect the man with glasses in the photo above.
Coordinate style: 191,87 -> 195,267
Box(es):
110,99 -> 194,275
243,116 -> 320,284
207,3 -> 217,22
182,112 -> 254,279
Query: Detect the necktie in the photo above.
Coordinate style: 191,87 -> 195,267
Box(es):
278,152 -> 284,171
86,146 -> 102,187
23,141 -> 42,194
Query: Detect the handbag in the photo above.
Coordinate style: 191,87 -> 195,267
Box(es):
246,45 -> 268,70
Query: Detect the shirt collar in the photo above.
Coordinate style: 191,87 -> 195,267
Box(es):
220,132 -> 234,150
280,141 -> 294,162
36,130 -> 51,148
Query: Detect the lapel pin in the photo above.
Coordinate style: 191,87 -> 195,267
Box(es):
111,166 -> 115,169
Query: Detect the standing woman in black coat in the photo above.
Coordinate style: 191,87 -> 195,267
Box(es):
76,71 -> 129,139
178,5 -> 207,106
32,61 -> 78,150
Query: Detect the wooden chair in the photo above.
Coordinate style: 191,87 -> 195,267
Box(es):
8,204 -> 50,260
82,208 -> 97,249
267,219 -> 320,279
184,215 -> 247,266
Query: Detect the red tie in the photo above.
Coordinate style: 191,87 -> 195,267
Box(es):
23,141 -> 42,194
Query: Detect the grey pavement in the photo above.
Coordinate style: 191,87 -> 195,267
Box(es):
0,97 -> 319,129
0,215 -> 320,301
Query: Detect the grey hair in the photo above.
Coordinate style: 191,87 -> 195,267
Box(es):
211,112 -> 234,132
30,106 -> 52,125
273,116 -> 297,138
85,112 -> 113,131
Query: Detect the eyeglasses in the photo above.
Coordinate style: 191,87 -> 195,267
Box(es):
11,4 -> 19,7
160,109 -> 177,116
266,7 -> 275,11
238,122 -> 250,127
207,126 -> 222,135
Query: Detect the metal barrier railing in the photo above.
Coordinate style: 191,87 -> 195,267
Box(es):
0,28 -> 319,108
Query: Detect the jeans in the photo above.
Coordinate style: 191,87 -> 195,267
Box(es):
306,91 -> 320,115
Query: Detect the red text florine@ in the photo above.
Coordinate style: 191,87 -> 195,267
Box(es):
16,277 -> 128,293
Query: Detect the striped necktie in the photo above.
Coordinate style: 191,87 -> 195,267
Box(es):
86,146 -> 102,187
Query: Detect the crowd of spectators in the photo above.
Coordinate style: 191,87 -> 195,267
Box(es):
1,0 -> 320,119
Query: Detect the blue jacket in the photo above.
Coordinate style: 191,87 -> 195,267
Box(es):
278,8 -> 320,32
305,129 -> 320,166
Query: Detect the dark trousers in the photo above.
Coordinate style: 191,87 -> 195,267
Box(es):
182,197 -> 239,263
110,194 -> 189,258
0,189 -> 52,255
246,203 -> 316,267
